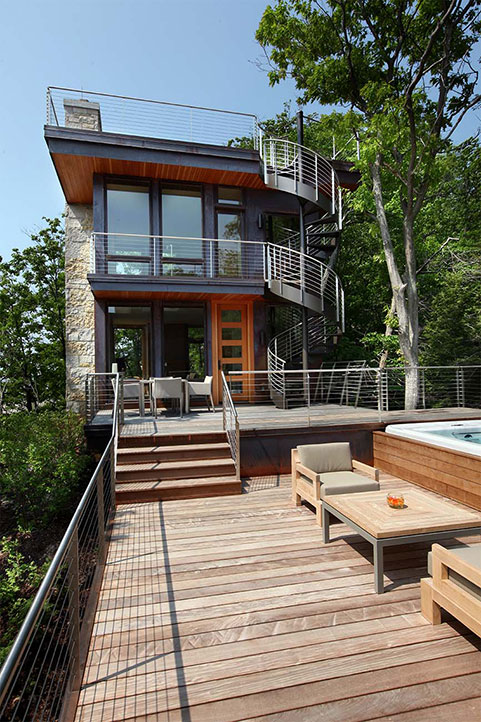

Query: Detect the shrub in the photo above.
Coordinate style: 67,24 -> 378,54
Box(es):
0,411 -> 92,528
0,537 -> 49,665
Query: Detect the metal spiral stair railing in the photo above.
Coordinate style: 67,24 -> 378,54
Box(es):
260,136 -> 345,406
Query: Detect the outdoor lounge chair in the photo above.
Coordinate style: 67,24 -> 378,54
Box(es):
291,442 -> 380,525
421,543 -> 481,636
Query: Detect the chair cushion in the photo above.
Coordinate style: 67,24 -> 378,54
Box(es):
427,544 -> 481,602
319,471 -> 380,499
297,443 -> 352,474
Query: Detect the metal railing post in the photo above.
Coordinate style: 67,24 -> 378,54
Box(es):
456,367 -> 465,407
307,371 -> 311,426
235,418 -> 241,480
68,529 -> 81,692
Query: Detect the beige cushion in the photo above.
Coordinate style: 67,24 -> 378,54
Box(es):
319,471 -> 380,499
297,442 -> 352,474
427,544 -> 481,602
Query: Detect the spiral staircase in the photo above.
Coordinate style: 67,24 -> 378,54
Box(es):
259,136 -> 345,407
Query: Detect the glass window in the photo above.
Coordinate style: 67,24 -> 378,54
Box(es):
217,212 -> 242,276
107,184 -> 150,258
222,327 -> 242,340
218,187 -> 243,205
162,186 -> 202,259
221,310 -> 242,322
163,306 -> 205,378
222,345 -> 242,358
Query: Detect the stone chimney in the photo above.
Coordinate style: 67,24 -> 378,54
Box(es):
63,98 -> 102,131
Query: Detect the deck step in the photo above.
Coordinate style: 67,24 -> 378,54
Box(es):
118,430 -> 227,448
116,476 -> 241,503
116,457 -> 236,483
117,442 -> 231,465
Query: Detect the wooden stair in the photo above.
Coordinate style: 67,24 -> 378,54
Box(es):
116,431 -> 240,503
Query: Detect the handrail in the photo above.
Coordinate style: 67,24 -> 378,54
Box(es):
261,136 -> 340,216
223,365 -> 481,414
221,371 -> 240,479
0,373 -> 122,719
46,87 -> 259,148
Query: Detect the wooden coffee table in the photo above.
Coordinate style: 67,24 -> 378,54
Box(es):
321,489 -> 481,593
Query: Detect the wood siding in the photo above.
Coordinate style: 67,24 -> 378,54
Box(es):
373,431 -> 481,511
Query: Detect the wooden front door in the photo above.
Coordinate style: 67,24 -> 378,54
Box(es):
214,303 -> 252,402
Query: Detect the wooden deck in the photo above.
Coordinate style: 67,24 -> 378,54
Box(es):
106,404 -> 481,437
74,473 -> 481,722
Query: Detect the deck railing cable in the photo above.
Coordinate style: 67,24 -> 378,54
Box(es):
224,366 -> 481,417
221,371 -> 240,479
46,87 -> 259,148
0,373 -> 122,722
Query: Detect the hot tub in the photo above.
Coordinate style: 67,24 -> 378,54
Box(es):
384,419 -> 481,457
373,419 -> 481,511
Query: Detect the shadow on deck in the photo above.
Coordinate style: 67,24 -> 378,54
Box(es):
73,474 -> 481,722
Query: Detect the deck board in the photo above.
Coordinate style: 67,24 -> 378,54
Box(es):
74,473 -> 481,722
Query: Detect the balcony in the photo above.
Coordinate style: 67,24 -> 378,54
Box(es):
88,233 -> 267,296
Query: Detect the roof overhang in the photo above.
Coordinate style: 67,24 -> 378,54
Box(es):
45,126 -> 268,203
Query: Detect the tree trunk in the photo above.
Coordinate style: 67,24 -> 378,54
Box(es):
370,155 -> 419,409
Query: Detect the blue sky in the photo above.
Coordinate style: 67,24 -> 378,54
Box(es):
0,0 -> 480,260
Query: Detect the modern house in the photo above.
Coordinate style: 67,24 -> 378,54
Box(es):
44,88 -> 358,414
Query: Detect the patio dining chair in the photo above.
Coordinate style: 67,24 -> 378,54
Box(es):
184,376 -> 215,413
291,442 -> 380,525
150,377 -> 183,418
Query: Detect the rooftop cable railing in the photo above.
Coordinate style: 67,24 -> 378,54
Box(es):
0,373 -> 122,722
46,86 -> 259,148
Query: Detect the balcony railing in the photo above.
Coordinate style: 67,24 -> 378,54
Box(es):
46,87 -> 259,148
91,233 -> 266,281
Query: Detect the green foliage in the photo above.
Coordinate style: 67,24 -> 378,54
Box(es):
0,218 -> 65,410
0,538 -> 49,664
0,411 -> 91,527
257,0 -> 481,389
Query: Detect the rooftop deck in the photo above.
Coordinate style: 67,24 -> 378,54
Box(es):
74,473 -> 481,722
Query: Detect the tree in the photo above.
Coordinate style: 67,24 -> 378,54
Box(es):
0,218 -> 65,410
257,0 -> 481,407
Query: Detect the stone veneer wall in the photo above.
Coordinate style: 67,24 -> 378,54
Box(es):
65,204 -> 95,415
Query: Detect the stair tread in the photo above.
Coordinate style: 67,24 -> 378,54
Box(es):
116,476 -> 239,491
117,442 -> 230,456
117,458 -> 234,473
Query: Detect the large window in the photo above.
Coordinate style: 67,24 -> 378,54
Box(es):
106,184 -> 151,274
162,186 -> 203,275
217,212 -> 242,276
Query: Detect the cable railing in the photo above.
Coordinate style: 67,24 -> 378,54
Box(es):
0,374 -> 122,722
223,366 -> 481,416
221,371 -> 240,479
46,87 -> 259,148
260,136 -> 340,216
90,232 -> 345,330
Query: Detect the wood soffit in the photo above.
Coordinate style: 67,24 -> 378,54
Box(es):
45,127 -> 361,203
